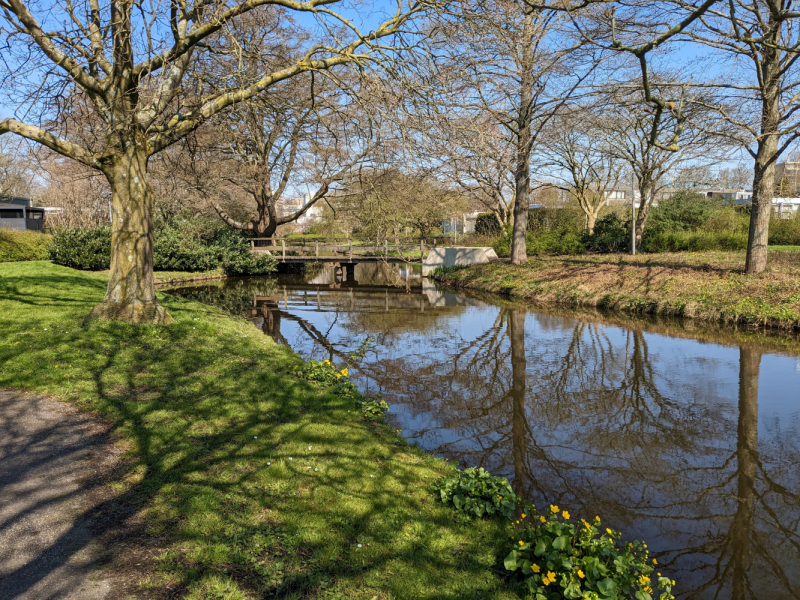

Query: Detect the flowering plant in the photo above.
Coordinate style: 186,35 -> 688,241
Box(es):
357,396 -> 390,418
504,505 -> 674,600
432,466 -> 517,519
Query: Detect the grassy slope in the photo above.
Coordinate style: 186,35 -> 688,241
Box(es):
0,262 -> 517,600
435,251 -> 800,330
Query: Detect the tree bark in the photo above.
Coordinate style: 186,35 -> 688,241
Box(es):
632,180 -> 654,251
510,10 -> 535,265
746,93 -> 780,273
90,139 -> 173,324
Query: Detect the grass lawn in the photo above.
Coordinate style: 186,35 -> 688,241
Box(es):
0,261 -> 519,599
435,250 -> 800,330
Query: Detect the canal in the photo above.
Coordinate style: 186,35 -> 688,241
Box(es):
168,263 -> 800,599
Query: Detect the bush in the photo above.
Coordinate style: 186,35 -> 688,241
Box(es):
475,212 -> 504,236
648,191 -> 723,233
702,208 -> 749,234
49,217 -> 277,275
527,207 -> 584,234
505,506 -> 674,600
48,225 -> 111,270
769,215 -> 800,246
432,467 -> 517,519
583,214 -> 630,253
640,230 -> 748,253
492,229 -> 586,257
0,229 -> 52,262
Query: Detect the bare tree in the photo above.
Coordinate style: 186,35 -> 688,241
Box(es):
417,0 -> 596,264
0,0 -> 436,323
600,83 -> 721,247
677,0 -> 800,273
0,138 -> 35,198
538,110 -> 623,233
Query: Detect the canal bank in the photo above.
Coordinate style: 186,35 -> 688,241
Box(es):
0,261 -> 521,600
431,251 -> 800,331
170,263 -> 800,599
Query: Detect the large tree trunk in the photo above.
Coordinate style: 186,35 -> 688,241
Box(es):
90,143 -> 173,324
746,102 -> 779,273
510,10 -> 535,266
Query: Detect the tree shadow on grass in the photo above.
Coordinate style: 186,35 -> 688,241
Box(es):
0,297 -> 517,599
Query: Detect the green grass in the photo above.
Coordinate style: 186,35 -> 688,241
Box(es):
0,261 -> 519,600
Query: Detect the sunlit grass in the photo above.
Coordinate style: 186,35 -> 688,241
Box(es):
0,261 -> 519,599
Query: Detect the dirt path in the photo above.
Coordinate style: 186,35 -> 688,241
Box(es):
0,390 -> 120,600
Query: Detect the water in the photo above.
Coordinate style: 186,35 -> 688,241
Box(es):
168,263 -> 800,599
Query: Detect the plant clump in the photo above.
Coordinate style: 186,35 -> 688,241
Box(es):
432,466 -> 517,519
505,504 -> 674,600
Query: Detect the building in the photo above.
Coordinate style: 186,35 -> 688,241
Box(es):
698,188 -> 753,203
276,192 -> 325,231
0,196 -> 45,231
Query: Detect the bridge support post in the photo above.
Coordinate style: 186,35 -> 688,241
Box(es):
345,263 -> 356,281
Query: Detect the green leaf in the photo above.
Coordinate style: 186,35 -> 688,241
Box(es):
504,550 -> 519,571
552,535 -> 571,550
597,577 -> 617,596
453,494 -> 464,509
534,539 -> 548,556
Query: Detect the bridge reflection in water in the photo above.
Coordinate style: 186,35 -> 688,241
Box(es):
169,263 -> 800,600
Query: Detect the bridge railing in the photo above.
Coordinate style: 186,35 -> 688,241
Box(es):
249,236 -> 449,261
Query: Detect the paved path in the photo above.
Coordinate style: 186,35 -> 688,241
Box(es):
0,390 -> 115,600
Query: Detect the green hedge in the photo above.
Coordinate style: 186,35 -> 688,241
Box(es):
492,229 -> 586,257
49,218 -> 277,275
769,217 -> 800,246
640,230 -> 748,253
0,229 -> 52,262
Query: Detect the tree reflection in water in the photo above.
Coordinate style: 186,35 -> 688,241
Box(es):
169,273 -> 800,599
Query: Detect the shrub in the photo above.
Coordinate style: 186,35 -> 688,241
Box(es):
527,208 -> 584,234
648,191 -> 722,233
492,229 -> 586,257
49,217 -> 276,275
583,214 -> 630,253
702,208 -> 749,234
0,229 -> 52,262
475,212 -> 504,236
48,225 -> 111,270
432,467 -> 517,519
641,231 -> 748,253
504,506 -> 674,600
769,215 -> 800,246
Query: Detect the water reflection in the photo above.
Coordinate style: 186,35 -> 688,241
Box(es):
168,265 -> 800,599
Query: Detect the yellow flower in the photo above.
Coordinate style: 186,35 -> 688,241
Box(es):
550,504 -> 559,513
498,495 -> 502,499
532,564 -> 541,573
323,359 -> 330,364
519,540 -> 524,546
562,510 -> 570,519
521,513 -> 526,518
336,373 -> 342,378
595,516 -> 600,522
606,528 -> 613,535
577,569 -> 585,579
545,571 -> 556,585
540,516 -> 547,523
341,368 -> 348,376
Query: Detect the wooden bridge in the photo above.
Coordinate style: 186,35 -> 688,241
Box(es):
249,236 -> 452,279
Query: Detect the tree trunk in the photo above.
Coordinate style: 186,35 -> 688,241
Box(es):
90,143 -> 173,324
746,107 -> 779,273
586,211 -> 598,235
632,181 -> 654,251
510,10 -> 535,266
